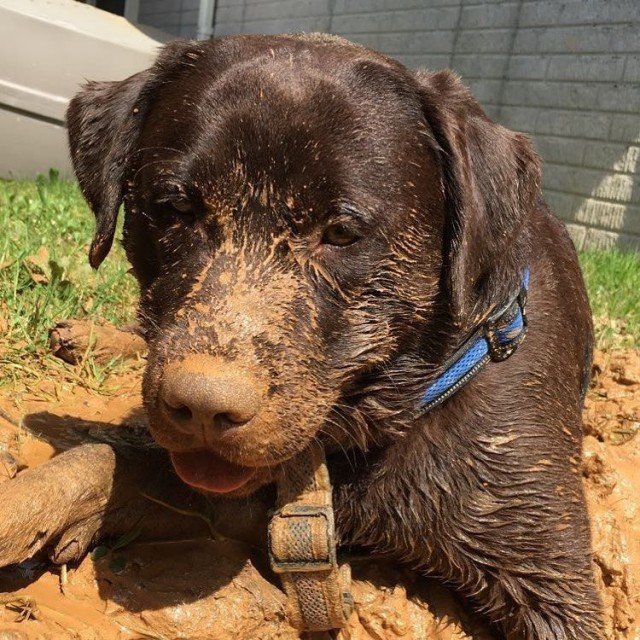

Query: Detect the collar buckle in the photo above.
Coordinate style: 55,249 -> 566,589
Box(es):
417,269 -> 530,418
484,278 -> 528,362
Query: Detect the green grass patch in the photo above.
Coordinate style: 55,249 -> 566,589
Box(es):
0,172 -> 138,389
579,248 -> 640,349
0,174 -> 637,391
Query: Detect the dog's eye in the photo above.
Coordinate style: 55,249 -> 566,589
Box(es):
167,198 -> 193,215
321,223 -> 359,247
153,196 -> 195,222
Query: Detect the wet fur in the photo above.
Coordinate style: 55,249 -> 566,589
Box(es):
67,34 -> 603,639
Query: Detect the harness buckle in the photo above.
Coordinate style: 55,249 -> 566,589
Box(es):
268,504 -> 337,574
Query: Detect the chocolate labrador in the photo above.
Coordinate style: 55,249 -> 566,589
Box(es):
64,34 -> 602,639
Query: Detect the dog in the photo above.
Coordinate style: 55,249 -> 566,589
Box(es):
66,34 -> 603,639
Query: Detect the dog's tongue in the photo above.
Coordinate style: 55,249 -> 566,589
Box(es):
170,450 -> 256,493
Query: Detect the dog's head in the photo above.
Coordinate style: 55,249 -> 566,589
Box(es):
67,35 -> 539,495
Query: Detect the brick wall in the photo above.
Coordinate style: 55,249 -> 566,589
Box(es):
139,0 -> 640,249
138,0 -> 200,37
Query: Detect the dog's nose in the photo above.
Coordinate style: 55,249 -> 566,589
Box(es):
159,356 -> 262,440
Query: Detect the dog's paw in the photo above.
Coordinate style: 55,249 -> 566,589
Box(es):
49,320 -> 146,365
0,444 -> 117,567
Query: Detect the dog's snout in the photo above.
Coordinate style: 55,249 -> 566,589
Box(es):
160,356 -> 262,440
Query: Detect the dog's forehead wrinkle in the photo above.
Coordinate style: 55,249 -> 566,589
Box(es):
152,95 -> 380,195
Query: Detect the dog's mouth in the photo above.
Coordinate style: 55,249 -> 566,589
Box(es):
170,449 -> 259,494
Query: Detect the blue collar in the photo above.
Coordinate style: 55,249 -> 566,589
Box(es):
417,269 -> 530,416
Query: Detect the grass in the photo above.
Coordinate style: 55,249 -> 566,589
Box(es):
0,173 -> 138,391
579,248 -> 640,349
0,174 -> 638,391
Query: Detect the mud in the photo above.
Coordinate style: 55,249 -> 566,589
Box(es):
0,347 -> 638,639
49,321 -> 146,366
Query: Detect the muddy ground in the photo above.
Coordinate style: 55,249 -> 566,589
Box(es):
0,341 -> 638,640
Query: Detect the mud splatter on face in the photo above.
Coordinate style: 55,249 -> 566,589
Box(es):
121,40 -> 445,486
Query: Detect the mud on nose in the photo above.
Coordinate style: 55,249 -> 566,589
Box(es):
159,355 -> 262,440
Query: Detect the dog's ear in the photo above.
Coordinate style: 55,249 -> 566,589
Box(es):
67,71 -> 151,268
414,70 -> 541,326
66,40 -> 203,268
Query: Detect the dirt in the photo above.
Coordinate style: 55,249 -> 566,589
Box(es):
0,348 -> 638,639
48,321 -> 146,366
583,350 -> 640,640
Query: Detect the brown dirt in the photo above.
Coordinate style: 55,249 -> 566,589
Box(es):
0,349 -> 638,639
48,321 -> 146,366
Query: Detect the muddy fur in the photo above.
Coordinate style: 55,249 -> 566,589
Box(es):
66,34 -> 603,639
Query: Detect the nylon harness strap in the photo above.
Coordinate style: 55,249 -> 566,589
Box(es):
269,442 -> 353,631
268,269 -> 530,632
